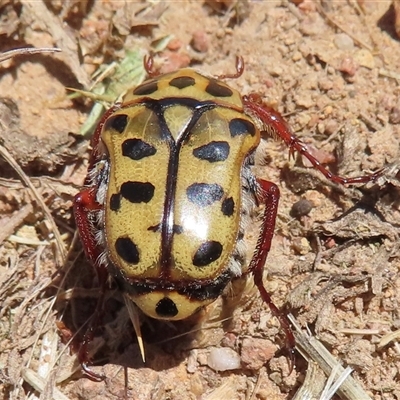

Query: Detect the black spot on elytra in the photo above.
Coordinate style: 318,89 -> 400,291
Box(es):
229,118 -> 256,137
186,183 -> 224,207
193,141 -> 230,163
122,138 -> 157,160
110,193 -> 121,211
169,76 -> 196,89
133,80 -> 159,96
105,114 -> 128,133
121,181 -> 155,203
193,240 -> 223,267
115,237 -> 140,264
205,79 -> 233,97
221,197 -> 235,216
156,297 -> 179,317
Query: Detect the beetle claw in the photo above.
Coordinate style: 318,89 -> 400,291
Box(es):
81,362 -> 106,382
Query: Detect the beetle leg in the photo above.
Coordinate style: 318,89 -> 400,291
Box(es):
249,179 -> 295,371
217,56 -> 245,80
74,189 -> 103,265
243,95 -> 382,185
143,53 -> 160,78
73,189 -> 108,381
79,309 -> 107,382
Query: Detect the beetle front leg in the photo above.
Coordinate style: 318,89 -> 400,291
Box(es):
73,188 -> 108,381
248,179 -> 295,370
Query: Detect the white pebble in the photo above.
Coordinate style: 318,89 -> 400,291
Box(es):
207,347 -> 241,372
334,33 -> 354,51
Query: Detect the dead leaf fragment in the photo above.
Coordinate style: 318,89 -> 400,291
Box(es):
316,208 -> 398,242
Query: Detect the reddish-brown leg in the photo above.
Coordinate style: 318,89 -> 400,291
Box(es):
249,179 -> 295,371
73,102 -> 124,380
143,54 -> 160,78
73,188 -> 108,381
243,94 -> 382,185
244,93 -> 382,371
217,56 -> 245,80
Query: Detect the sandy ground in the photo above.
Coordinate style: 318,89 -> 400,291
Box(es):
0,1 -> 399,399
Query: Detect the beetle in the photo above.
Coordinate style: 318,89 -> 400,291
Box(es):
73,56 -> 380,380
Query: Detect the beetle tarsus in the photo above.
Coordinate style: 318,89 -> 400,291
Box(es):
81,362 -> 106,382
144,53 -> 159,77
217,55 -> 245,80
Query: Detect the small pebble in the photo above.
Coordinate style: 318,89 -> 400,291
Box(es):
299,15 -> 325,36
338,57 -> 358,76
292,51 -> 302,62
186,349 -> 198,373
389,106 -> 400,124
267,64 -> 283,77
167,38 -> 182,51
318,78 -> 333,91
290,199 -> 313,218
324,119 -> 338,135
159,52 -> 191,74
294,93 -> 314,109
191,31 -> 209,53
241,338 -> 277,370
207,347 -> 241,372
333,33 -> 354,51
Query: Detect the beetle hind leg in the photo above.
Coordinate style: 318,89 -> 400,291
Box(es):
78,293 -> 107,382
249,178 -> 295,371
73,188 -> 109,381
